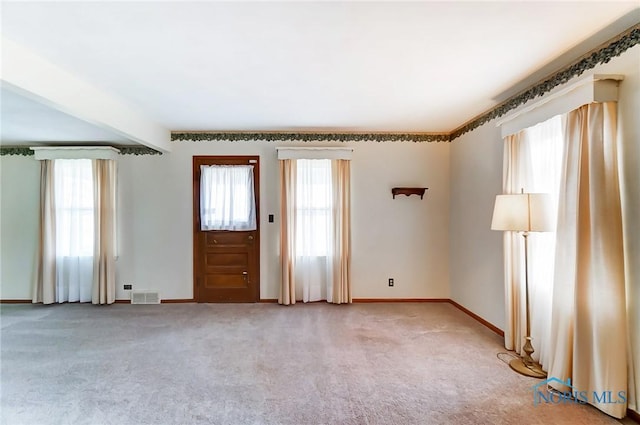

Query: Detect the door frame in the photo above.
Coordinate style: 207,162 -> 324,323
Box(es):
192,155 -> 260,302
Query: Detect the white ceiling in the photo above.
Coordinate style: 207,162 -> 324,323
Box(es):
0,86 -> 131,144
1,1 -> 639,146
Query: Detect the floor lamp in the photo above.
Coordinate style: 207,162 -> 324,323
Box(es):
491,192 -> 554,379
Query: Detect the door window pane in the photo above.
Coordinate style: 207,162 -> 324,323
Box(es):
200,165 -> 257,231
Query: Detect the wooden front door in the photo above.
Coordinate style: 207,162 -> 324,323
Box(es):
193,156 -> 260,302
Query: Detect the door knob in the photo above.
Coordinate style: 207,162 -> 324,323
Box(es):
248,235 -> 254,240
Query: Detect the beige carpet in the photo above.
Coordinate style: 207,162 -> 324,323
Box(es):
0,302 -> 629,425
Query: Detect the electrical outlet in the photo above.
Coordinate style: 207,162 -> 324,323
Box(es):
123,284 -> 132,290
388,278 -> 394,287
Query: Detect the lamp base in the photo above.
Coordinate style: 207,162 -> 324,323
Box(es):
509,357 -> 547,379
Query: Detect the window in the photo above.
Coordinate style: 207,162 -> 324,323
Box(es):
278,149 -> 352,304
33,148 -> 118,305
52,159 -> 95,303
295,159 -> 332,256
54,159 -> 94,257
524,116 -> 563,368
200,165 -> 257,231
525,117 -> 563,289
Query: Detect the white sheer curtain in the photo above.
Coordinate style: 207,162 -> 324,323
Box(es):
200,165 -> 256,231
524,117 -> 563,370
54,159 -> 94,303
295,159 -> 333,302
502,116 -> 563,369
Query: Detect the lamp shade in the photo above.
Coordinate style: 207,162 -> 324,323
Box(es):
491,193 -> 555,232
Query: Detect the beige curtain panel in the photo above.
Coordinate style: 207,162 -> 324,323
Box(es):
330,159 -> 352,304
32,160 -> 57,304
279,159 -> 297,305
92,159 -> 117,305
547,102 -> 628,418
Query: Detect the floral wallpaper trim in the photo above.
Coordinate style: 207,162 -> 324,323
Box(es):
0,147 -> 34,156
171,132 -> 450,143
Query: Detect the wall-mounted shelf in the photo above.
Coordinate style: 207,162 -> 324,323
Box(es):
392,187 -> 428,199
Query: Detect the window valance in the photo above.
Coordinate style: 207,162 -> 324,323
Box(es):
496,74 -> 623,138
276,147 -> 353,160
31,146 -> 120,160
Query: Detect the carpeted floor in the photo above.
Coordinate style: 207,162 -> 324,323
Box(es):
0,302 -> 630,425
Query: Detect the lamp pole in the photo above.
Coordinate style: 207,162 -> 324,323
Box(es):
521,231 -> 534,366
510,230 -> 546,378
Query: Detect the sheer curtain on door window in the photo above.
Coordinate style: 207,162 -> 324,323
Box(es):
200,165 -> 256,231
54,159 -> 94,303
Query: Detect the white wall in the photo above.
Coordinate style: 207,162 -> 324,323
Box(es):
0,155 -> 39,299
116,140 -> 450,301
449,122 -> 504,328
0,141 -> 450,301
350,142 -> 450,299
448,45 -> 640,411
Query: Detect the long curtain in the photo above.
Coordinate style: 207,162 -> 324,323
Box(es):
279,159 -> 296,305
92,159 -> 117,305
330,159 -> 351,304
502,116 -> 563,369
33,160 -> 57,304
547,102 -> 628,418
278,158 -> 351,305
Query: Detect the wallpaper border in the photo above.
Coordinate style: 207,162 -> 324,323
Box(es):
0,147 -> 33,156
171,132 -> 450,143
